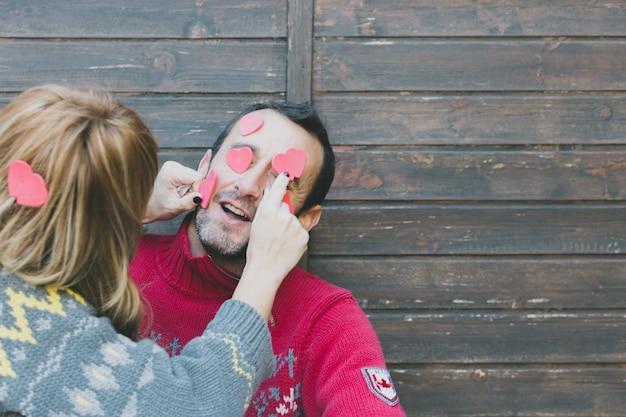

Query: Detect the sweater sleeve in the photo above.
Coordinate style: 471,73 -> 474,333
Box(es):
12,298 -> 273,417
300,296 -> 407,417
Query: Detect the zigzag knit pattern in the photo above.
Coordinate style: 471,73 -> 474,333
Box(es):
0,270 -> 273,417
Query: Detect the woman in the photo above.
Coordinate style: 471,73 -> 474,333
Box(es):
0,85 -> 308,416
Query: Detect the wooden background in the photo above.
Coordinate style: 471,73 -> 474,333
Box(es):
2,1 -> 626,415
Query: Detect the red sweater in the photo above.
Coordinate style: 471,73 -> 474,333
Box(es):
130,220 -> 406,417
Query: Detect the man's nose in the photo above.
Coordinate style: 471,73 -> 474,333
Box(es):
233,166 -> 268,199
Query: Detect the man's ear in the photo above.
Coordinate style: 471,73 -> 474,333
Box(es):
197,148 -> 213,174
298,205 -> 322,232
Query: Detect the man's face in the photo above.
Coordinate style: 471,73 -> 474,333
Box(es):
195,109 -> 324,258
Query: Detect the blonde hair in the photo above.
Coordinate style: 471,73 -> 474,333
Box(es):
0,84 -> 158,339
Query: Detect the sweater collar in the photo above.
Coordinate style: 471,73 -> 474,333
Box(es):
157,215 -> 239,298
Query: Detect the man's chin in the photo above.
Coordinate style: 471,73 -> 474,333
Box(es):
194,218 -> 249,260
201,240 -> 248,261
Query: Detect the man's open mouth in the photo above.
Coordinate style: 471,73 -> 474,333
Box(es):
220,202 -> 251,222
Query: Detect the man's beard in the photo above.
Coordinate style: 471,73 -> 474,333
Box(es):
193,191 -> 255,260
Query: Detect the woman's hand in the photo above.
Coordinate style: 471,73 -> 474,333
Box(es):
142,154 -> 210,224
232,173 -> 308,319
245,172 -> 309,280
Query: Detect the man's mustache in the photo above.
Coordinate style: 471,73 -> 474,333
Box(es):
213,190 -> 257,219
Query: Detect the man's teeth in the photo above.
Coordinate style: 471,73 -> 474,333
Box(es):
224,203 -> 248,219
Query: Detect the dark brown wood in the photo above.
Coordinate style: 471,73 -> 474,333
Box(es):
144,214 -> 187,236
329,148 -> 626,200
308,256 -> 626,310
7,2 -> 626,417
392,365 -> 626,417
315,93 -> 626,145
157,148 -> 626,201
158,150 -> 214,168
1,94 -> 282,148
315,0 -> 626,37
287,0 -> 314,271
0,0 -> 286,38
119,95 -> 279,147
0,40 -> 286,93
14,91 -> 626,147
311,204 -> 626,255
370,311 -> 626,363
287,0 -> 313,102
314,39 -> 626,92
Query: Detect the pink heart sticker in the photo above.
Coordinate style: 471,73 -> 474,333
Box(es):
282,193 -> 294,214
8,160 -> 48,208
239,113 -> 264,136
226,147 -> 253,174
271,148 -> 306,179
198,170 -> 217,209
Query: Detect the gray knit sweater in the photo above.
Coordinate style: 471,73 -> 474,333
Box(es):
0,270 -> 273,417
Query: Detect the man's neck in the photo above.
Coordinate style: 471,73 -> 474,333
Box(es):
187,218 -> 247,276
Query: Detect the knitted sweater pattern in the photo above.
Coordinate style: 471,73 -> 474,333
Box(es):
0,270 -> 273,417
131,220 -> 406,417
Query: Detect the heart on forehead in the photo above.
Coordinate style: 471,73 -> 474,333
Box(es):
272,148 -> 306,179
198,170 -> 217,209
8,160 -> 48,207
239,113 -> 264,136
226,147 -> 253,173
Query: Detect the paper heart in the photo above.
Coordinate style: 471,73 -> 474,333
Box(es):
8,160 -> 48,208
239,113 -> 264,136
282,193 -> 294,214
226,147 -> 253,174
198,170 -> 217,209
271,148 -> 306,179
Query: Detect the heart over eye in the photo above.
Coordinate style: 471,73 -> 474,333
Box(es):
271,148 -> 306,179
226,147 -> 253,173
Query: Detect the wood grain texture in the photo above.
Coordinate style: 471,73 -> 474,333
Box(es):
392,365 -> 626,417
156,148 -> 626,201
330,148 -> 626,200
311,204 -> 626,255
0,40 -> 286,93
1,94 -> 284,148
315,94 -> 626,145
287,0 -> 313,102
370,311 -> 626,363
0,0 -> 286,38
315,0 -> 626,37
8,2 -> 626,417
308,256 -> 626,310
144,214 -> 187,236
119,95 -> 280,147
314,39 -> 626,92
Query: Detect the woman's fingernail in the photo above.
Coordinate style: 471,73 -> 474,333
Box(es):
193,196 -> 202,205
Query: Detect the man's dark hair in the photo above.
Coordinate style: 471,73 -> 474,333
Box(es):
212,101 -> 335,213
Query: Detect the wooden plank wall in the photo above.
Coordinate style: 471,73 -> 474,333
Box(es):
3,1 -> 626,416
311,1 -> 626,416
0,0 -> 287,159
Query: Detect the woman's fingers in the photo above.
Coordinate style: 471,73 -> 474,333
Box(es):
178,191 -> 203,211
261,173 -> 290,211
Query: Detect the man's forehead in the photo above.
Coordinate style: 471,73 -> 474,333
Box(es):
222,109 -> 318,156
218,108 -> 324,197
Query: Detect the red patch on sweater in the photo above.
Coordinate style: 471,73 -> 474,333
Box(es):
361,367 -> 399,406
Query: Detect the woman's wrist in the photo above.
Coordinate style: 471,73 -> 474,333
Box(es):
232,280 -> 278,321
233,265 -> 285,320
241,261 -> 284,285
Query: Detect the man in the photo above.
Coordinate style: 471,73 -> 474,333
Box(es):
132,102 -> 406,417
